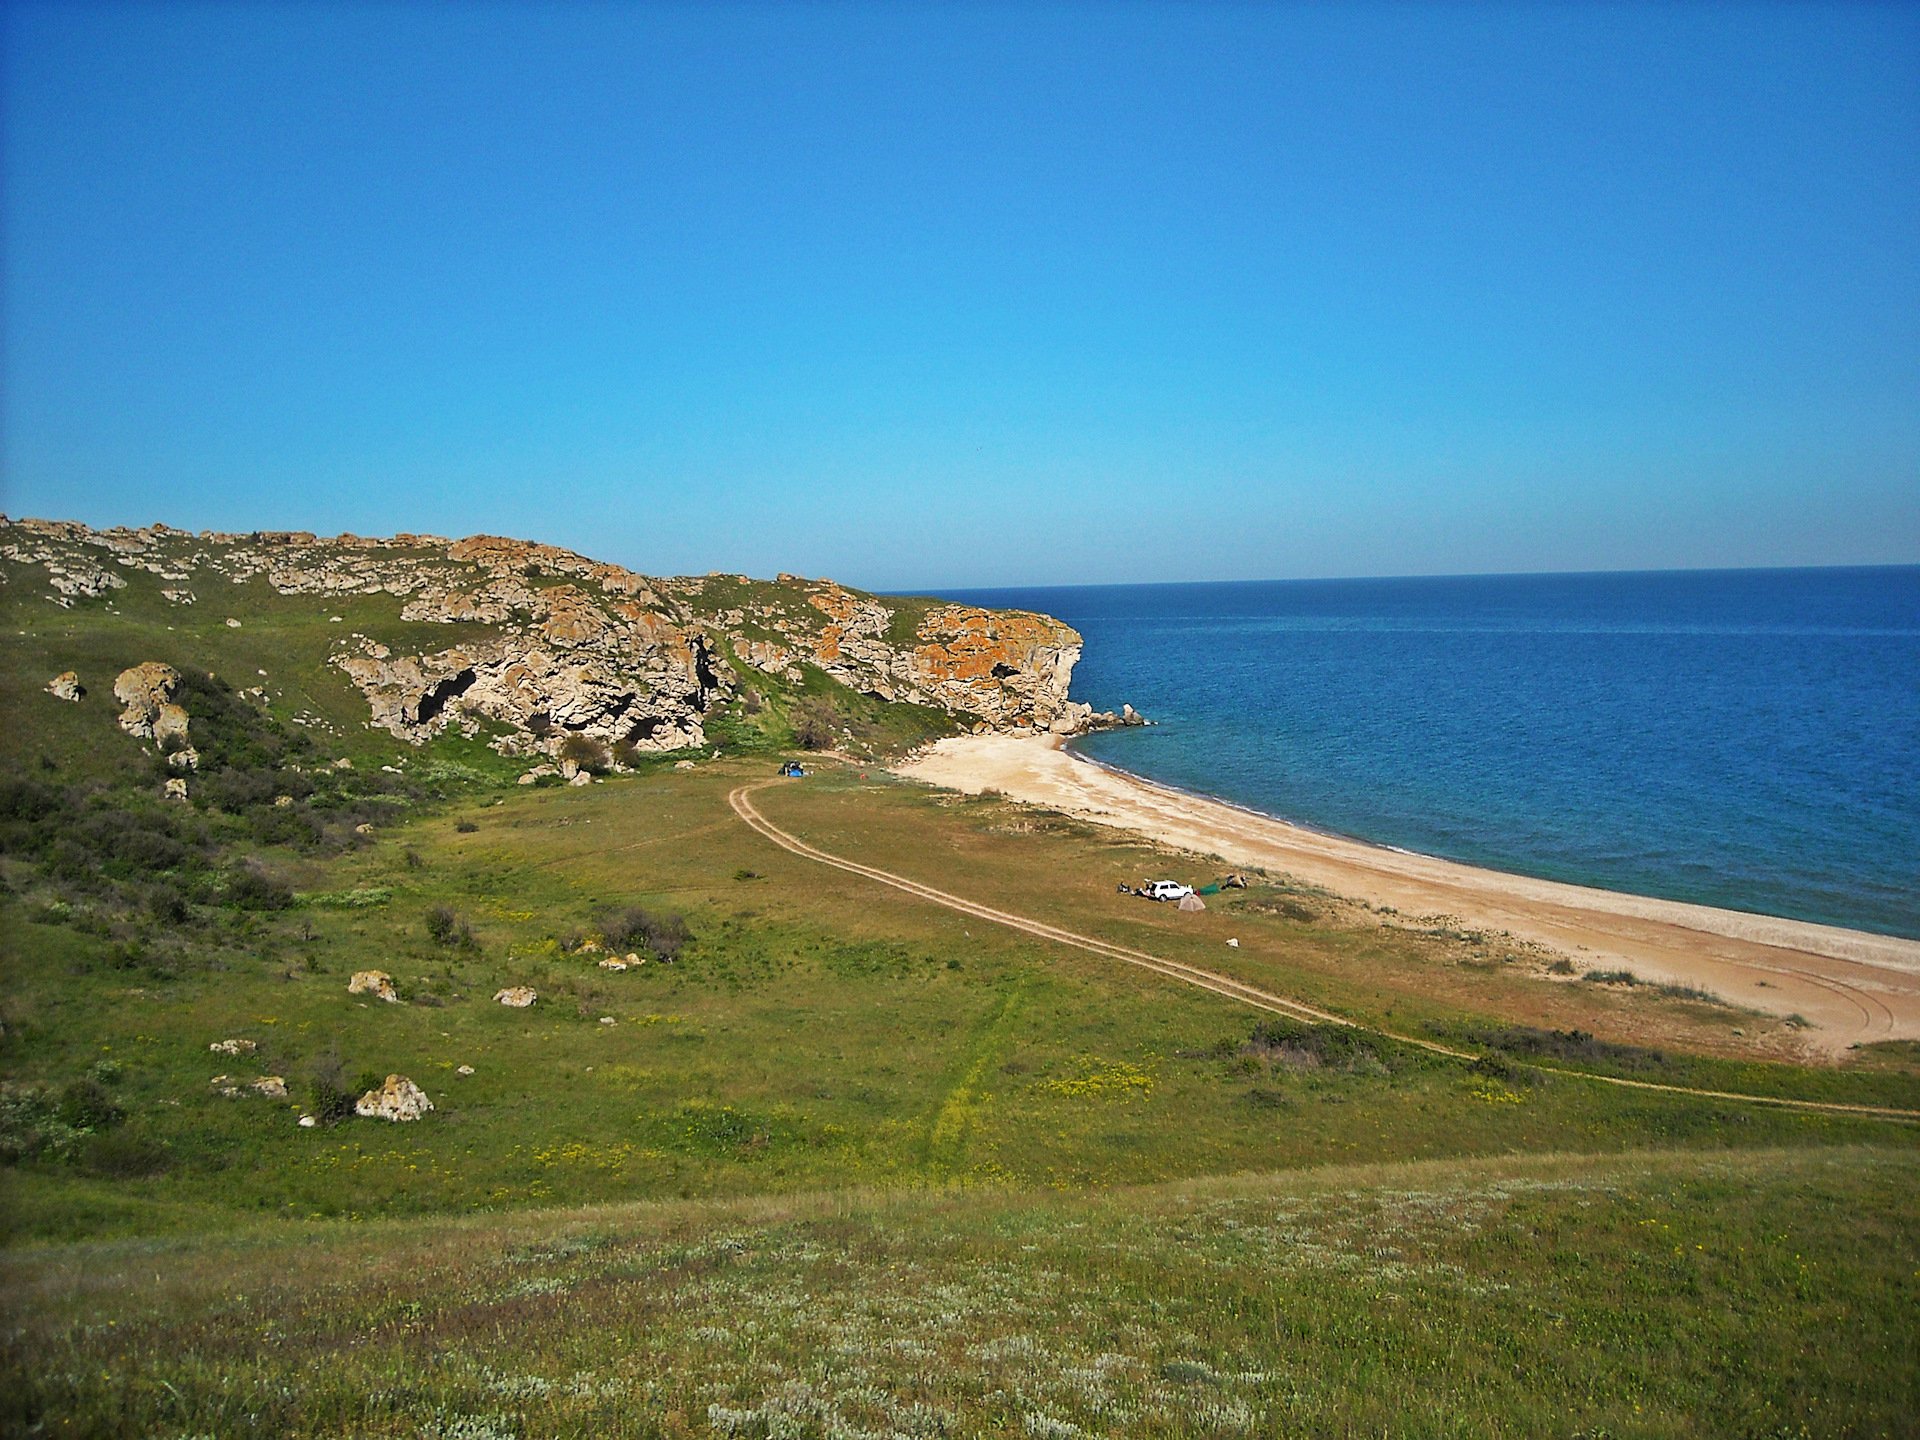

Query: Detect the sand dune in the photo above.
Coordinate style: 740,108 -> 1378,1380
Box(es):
894,734 -> 1920,1055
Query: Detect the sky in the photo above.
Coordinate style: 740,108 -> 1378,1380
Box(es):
2,2 -> 1916,590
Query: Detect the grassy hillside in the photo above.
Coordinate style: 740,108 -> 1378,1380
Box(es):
4,1146 -> 1915,1437
4,561 -> 1918,1437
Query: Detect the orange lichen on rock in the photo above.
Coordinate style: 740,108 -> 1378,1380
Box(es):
911,606 -> 1077,684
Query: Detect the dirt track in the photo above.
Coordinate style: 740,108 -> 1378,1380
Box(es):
730,781 -> 1920,1124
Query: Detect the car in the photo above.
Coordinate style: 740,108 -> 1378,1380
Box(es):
1144,880 -> 1194,902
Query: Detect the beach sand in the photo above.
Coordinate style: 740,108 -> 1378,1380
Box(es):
894,733 -> 1920,1055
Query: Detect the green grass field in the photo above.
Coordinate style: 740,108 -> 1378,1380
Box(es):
4,559 -> 1918,1437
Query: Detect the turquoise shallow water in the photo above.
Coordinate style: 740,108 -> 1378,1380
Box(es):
937,568 -> 1920,940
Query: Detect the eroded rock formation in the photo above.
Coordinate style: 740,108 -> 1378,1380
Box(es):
3,516 -> 1090,753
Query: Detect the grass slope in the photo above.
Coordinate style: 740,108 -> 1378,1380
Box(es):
3,1146 -> 1914,1437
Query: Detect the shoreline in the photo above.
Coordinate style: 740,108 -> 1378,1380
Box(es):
893,732 -> 1920,1054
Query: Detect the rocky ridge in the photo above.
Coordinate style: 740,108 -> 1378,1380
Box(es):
3,516 -> 1096,756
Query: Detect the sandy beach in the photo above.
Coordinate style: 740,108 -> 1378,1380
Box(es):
895,733 -> 1920,1054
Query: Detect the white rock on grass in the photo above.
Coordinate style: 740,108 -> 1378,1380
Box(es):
494,986 -> 537,1008
348,969 -> 399,1003
209,1038 -> 257,1056
251,1076 -> 288,1098
354,1074 -> 433,1122
45,672 -> 84,702
456,1064 -> 475,1076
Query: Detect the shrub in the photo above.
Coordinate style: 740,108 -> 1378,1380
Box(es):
1246,1017 -> 1379,1071
304,1049 -> 358,1124
791,696 -> 842,750
225,865 -> 293,911
601,906 -> 692,962
1472,1025 -> 1668,1072
454,820 -> 478,834
79,1128 -> 170,1178
0,1085 -> 89,1163
557,734 -> 611,774
425,905 -> 475,949
57,1077 -> 125,1132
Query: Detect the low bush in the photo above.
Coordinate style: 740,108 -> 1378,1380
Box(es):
224,864 -> 293,911
790,696 -> 843,751
1245,1017 -> 1380,1071
1472,1025 -> 1668,1072
303,1050 -> 358,1125
558,734 -> 610,774
601,906 -> 692,962
78,1128 -> 170,1178
425,905 -> 476,949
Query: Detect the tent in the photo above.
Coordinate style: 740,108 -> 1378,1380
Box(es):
1177,893 -> 1206,912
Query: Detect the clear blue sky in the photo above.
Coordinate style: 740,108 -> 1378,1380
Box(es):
3,2 -> 1915,589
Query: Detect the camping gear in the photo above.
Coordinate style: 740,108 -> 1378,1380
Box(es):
1198,883 -> 1221,896
1177,893 -> 1206,912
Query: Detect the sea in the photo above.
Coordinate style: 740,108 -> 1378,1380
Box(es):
938,568 -> 1920,941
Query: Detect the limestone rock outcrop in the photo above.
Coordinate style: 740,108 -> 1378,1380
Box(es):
355,1074 -> 433,1122
4,516 -> 1096,751
494,986 -> 537,1008
113,663 -> 181,739
348,970 -> 399,1003
46,672 -> 84,702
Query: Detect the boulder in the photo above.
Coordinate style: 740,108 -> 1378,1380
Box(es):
209,1038 -> 257,1056
163,777 -> 189,802
354,1074 -> 433,1122
456,1064 -> 475,1076
45,672 -> 84,702
113,662 -> 181,738
251,1076 -> 288,1098
152,703 -> 190,747
167,746 -> 200,771
348,969 -> 399,1003
494,986 -> 537,1008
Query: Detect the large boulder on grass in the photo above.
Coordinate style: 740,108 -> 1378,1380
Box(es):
46,672 -> 84,702
494,986 -> 537,1008
354,1075 -> 433,1122
348,970 -> 399,1002
113,662 -> 181,738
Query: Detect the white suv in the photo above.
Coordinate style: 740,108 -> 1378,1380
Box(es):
1144,880 -> 1194,902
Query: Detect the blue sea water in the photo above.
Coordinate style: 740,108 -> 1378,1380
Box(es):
939,568 -> 1920,941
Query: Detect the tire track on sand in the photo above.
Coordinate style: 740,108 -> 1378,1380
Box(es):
729,783 -> 1920,1124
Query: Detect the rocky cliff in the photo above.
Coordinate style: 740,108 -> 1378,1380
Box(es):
1,517 -> 1089,757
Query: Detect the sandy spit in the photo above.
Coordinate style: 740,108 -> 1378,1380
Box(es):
893,733 -> 1920,1054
